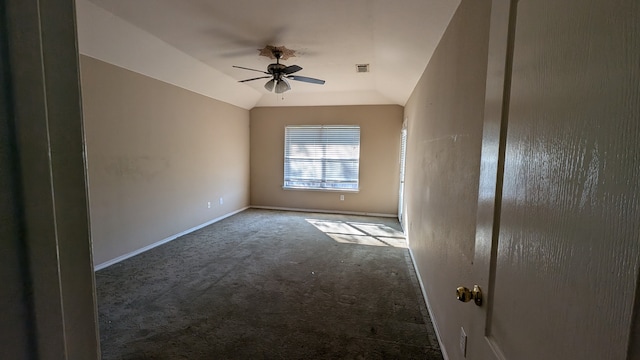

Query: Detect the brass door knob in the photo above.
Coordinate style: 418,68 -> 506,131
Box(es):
456,285 -> 482,306
456,287 -> 472,302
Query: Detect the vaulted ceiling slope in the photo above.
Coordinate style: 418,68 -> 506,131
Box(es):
76,0 -> 460,110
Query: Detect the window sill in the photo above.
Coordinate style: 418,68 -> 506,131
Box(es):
282,186 -> 359,193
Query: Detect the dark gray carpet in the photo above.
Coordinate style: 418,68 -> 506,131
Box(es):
96,209 -> 442,359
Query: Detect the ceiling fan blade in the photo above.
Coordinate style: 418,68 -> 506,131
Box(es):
239,76 -> 271,83
287,75 -> 325,85
283,65 -> 302,75
233,65 -> 269,74
264,79 -> 276,92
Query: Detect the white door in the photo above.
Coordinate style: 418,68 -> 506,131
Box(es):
466,0 -> 640,359
398,128 -> 407,225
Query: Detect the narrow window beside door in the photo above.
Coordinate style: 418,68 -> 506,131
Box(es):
284,125 -> 360,191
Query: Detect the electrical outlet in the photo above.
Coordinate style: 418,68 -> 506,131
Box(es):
219,197 -> 223,205
460,327 -> 467,357
340,195 -> 344,201
207,202 -> 211,209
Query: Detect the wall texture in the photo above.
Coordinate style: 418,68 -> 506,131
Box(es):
80,56 -> 250,266
402,0 -> 490,358
250,105 -> 403,216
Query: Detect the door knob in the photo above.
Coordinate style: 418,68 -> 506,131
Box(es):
456,285 -> 482,306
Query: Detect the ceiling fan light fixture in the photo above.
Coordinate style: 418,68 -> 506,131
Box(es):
275,79 -> 291,94
264,79 -> 276,92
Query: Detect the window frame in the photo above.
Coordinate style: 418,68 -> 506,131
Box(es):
283,125 -> 361,192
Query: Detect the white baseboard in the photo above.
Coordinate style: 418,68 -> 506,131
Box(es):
408,248 -> 449,360
94,207 -> 249,271
250,205 -> 397,218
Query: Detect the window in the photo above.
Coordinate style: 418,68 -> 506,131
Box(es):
284,125 -> 360,191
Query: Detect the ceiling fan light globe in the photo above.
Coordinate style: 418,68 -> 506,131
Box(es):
275,79 -> 291,94
264,79 -> 276,92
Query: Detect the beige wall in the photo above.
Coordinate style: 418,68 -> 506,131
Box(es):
402,0 -> 490,357
250,105 -> 403,216
80,56 -> 250,266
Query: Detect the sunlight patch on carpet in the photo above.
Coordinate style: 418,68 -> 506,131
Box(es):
306,219 -> 407,248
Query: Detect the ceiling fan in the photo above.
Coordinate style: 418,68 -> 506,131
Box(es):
233,47 -> 325,94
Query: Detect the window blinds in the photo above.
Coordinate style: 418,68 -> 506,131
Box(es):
284,125 -> 360,190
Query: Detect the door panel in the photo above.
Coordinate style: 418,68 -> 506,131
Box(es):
472,0 -> 640,359
468,0 -> 514,358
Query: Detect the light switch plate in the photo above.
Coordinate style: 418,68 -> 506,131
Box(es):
460,327 -> 467,357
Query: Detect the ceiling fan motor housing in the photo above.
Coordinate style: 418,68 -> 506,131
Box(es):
268,49 -> 286,80
268,63 -> 287,79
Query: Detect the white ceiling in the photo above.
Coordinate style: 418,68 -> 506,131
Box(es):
76,0 -> 460,109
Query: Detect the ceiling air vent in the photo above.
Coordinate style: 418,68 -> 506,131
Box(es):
356,64 -> 370,73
